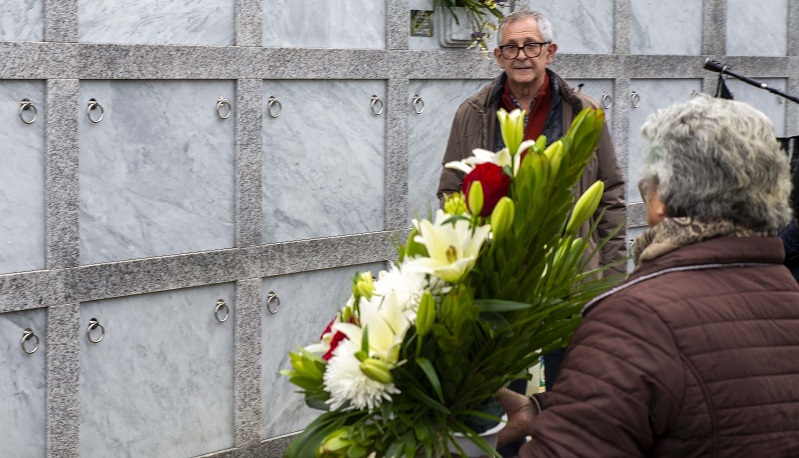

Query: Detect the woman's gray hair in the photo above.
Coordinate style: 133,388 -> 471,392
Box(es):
497,10 -> 554,46
639,94 -> 791,233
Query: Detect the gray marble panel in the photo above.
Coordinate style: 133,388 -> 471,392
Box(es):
0,309 -> 46,458
630,0 -> 702,55
537,0 -> 614,54
261,80 -> 385,243
0,81 -> 45,274
79,80 -> 235,264
260,262 -> 385,439
724,78 -> 787,137
0,0 -> 43,42
80,284 -> 235,457
727,0 -> 787,56
263,0 -> 385,49
564,79 -> 614,132
78,0 -> 235,46
627,79 -> 702,203
407,79 -> 491,222
409,0 -> 510,51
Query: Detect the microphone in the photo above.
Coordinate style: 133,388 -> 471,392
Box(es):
703,58 -> 726,73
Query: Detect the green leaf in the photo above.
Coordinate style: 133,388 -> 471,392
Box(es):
474,298 -> 531,312
416,357 -> 444,402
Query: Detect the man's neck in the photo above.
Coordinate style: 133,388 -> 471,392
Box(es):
508,78 -> 545,107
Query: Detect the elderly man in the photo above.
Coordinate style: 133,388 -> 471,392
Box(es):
436,12 -> 626,447
495,96 -> 799,457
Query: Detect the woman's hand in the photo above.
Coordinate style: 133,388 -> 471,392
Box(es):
495,387 -> 537,448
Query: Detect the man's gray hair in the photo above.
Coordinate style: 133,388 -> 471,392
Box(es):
496,10 -> 554,46
639,95 -> 792,233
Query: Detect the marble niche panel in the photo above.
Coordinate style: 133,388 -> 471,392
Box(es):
0,309 -> 46,458
727,0 -> 787,56
630,0 -> 702,55
262,80 -> 385,243
263,0 -> 385,49
79,80 -> 235,265
80,284 -> 235,457
261,262 -> 385,439
724,77 -> 787,137
78,0 -> 234,46
0,81 -> 45,274
408,0 -> 510,51
626,79 -> 702,204
537,0 -> 614,54
0,0 -> 43,42
407,79 -> 491,222
564,79 -> 614,132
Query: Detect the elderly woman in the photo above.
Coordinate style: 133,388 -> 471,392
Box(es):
496,96 -> 799,457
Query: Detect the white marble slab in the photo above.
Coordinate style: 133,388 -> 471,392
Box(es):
627,79 -> 703,203
0,0 -> 43,42
565,79 -> 614,132
79,80 -> 236,264
0,309 -> 46,458
261,262 -> 385,439
261,80 -> 385,243
727,0 -> 788,56
78,0 -> 235,45
630,0 -> 702,55
537,0 -> 614,54
407,79 -> 491,222
80,284 -> 235,457
0,81 -> 45,274
263,0 -> 385,49
724,77 -> 787,137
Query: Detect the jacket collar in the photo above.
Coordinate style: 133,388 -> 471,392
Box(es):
582,237 -> 785,316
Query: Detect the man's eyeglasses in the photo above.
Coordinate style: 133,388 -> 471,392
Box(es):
498,42 -> 551,59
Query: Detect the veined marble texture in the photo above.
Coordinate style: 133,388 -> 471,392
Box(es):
79,80 -> 235,265
537,0 -> 614,54
407,79 -> 491,223
726,0 -> 787,56
263,0 -> 385,49
564,79 -> 614,132
0,81 -> 46,274
724,77 -> 787,136
630,0 -> 702,55
261,80 -> 385,244
261,262 -> 385,439
0,309 -> 46,458
80,284 -> 235,457
78,0 -> 234,46
626,79 -> 702,203
0,0 -> 43,42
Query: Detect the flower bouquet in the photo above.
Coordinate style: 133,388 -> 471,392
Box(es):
282,107 -> 621,457
434,0 -> 509,53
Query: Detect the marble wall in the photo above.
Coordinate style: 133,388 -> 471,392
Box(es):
1,0 -> 798,457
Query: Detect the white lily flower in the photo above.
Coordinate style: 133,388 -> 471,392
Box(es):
444,147 -> 515,175
406,210 -> 491,283
334,291 -> 413,363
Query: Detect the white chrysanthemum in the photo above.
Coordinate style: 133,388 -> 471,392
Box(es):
323,338 -> 400,411
373,263 -> 428,313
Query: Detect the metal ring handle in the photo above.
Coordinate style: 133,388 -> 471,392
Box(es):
369,95 -> 384,116
214,299 -> 230,323
412,95 -> 425,114
267,96 -> 282,118
21,328 -> 39,354
630,91 -> 641,108
266,291 -> 281,314
216,97 -> 232,119
86,318 -> 105,343
600,92 -> 613,109
19,98 -> 38,124
87,98 -> 104,123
